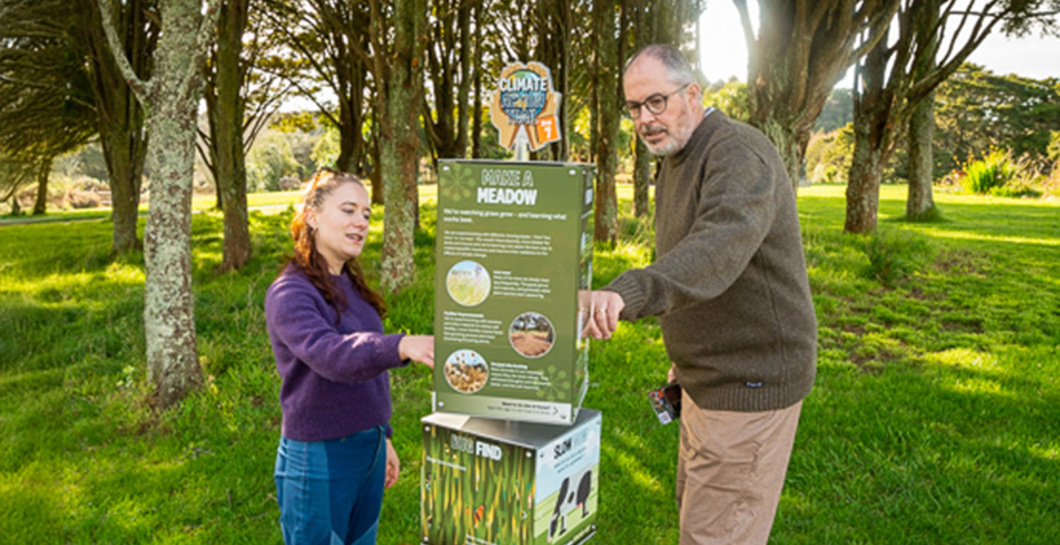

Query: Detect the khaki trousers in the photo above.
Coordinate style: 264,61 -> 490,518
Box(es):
676,392 -> 803,545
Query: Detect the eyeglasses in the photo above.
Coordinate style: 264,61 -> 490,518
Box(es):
623,82 -> 691,119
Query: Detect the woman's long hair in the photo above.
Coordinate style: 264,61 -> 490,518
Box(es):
284,168 -> 387,319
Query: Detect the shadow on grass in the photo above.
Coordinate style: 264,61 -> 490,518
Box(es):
780,346 -> 1060,543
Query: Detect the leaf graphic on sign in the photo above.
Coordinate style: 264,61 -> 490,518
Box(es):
442,162 -> 476,203
537,366 -> 570,402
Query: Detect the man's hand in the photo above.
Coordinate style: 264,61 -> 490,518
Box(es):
581,290 -> 625,340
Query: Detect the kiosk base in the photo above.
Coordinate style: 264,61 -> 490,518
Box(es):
420,409 -> 601,545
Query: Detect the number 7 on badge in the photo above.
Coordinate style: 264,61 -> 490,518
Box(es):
536,115 -> 559,145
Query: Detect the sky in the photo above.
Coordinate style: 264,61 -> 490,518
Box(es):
698,2 -> 1060,88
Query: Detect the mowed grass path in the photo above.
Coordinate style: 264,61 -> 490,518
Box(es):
1,184 -> 1057,543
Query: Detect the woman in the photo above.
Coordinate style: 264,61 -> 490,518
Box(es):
265,168 -> 434,544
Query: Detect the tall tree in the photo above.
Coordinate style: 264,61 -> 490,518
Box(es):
263,0 -> 375,196
366,0 -> 426,293
593,0 -> 620,244
934,63 -> 1060,175
199,0 -> 286,271
0,0 -> 97,215
626,0 -> 654,218
904,1 -> 941,221
200,0 -> 251,271
75,0 -> 158,253
736,0 -> 898,193
0,152 -> 35,215
423,0 -> 474,162
98,0 -> 221,408
470,0 -> 486,158
844,0 -> 1056,233
622,0 -> 703,217
532,0 -> 576,162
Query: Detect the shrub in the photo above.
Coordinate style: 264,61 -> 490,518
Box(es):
278,175 -> 302,191
1047,130 -> 1060,165
1044,163 -> 1060,199
962,148 -> 1016,194
66,190 -> 102,209
862,229 -> 933,288
247,131 -> 299,192
990,175 -> 1042,198
806,124 -> 854,185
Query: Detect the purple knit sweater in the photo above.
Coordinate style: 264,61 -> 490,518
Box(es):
265,264 -> 407,442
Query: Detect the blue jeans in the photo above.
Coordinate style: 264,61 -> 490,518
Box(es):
274,426 -> 387,545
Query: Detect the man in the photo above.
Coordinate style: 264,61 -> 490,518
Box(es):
584,44 -> 817,544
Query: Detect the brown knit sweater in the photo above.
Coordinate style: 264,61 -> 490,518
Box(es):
605,111 -> 816,412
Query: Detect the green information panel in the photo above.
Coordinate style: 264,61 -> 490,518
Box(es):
433,159 -> 594,425
421,410 -> 601,545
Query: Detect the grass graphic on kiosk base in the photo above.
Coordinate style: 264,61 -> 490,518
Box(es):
422,426 -> 536,544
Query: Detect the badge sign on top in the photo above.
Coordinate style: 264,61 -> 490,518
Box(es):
490,62 -> 563,151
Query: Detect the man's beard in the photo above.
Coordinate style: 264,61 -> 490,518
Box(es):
640,124 -> 683,157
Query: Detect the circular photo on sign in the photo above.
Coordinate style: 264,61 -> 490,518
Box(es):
509,312 -> 555,358
444,349 -> 489,394
446,260 -> 491,307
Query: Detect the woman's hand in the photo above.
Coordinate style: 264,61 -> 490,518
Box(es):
385,439 -> 400,489
399,335 -> 435,368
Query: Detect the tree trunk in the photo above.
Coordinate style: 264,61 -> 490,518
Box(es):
298,0 -> 370,178
633,139 -> 651,217
845,47 -> 891,234
336,84 -> 366,174
82,0 -> 152,254
213,176 -> 224,210
423,0 -> 473,163
32,157 -> 50,216
905,1 -> 940,221
455,0 -> 472,159
213,0 -> 251,272
758,119 -> 810,193
532,0 -> 570,162
906,93 -> 936,220
629,0 -> 653,218
651,0 -> 676,44
369,130 -> 384,204
741,0 -> 898,196
376,0 -> 424,293
100,123 -> 148,254
558,0 -> 571,161
844,131 -> 886,234
844,16 -> 899,235
470,22 -> 483,159
134,0 -> 216,409
592,0 -> 618,244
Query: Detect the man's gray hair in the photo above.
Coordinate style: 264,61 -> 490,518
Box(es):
624,44 -> 698,86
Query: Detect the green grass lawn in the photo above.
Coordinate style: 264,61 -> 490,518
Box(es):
1,183 -> 1057,543
0,189 -> 309,225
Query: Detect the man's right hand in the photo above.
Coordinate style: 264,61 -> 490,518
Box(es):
581,290 -> 625,340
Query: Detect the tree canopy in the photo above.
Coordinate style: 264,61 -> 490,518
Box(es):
0,0 -> 97,213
